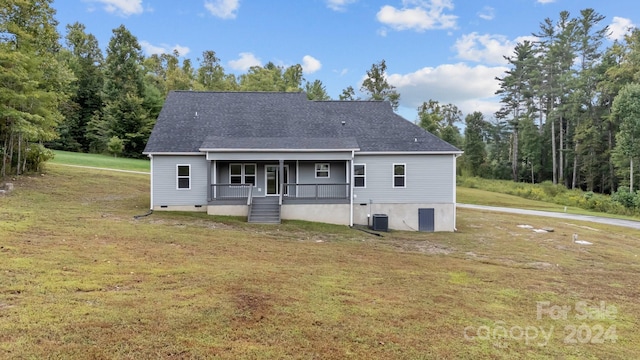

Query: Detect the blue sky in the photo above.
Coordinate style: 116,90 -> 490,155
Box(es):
52,0 -> 639,122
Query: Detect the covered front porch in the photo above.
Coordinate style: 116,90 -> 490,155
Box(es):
206,159 -> 352,205
200,137 -> 358,224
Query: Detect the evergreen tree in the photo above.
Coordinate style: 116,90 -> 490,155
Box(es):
495,40 -> 538,182
305,80 -> 331,100
55,22 -> 104,152
462,112 -> 487,177
100,25 -> 151,158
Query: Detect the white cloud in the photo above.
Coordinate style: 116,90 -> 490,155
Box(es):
91,0 -> 143,16
609,17 -> 635,41
228,52 -> 262,71
204,0 -> 240,19
140,41 -> 190,57
333,68 -> 349,76
376,0 -> 457,32
387,63 -> 508,118
453,33 -> 537,65
536,0 -> 555,3
302,55 -> 322,74
477,6 -> 494,21
326,0 -> 357,12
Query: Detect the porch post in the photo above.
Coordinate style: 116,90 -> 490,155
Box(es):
213,159 -> 217,201
279,159 -> 284,204
207,160 -> 212,201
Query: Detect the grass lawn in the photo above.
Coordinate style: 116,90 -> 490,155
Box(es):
50,150 -> 150,172
1,164 -> 639,358
457,186 -> 640,221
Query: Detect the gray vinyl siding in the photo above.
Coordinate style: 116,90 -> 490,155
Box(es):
297,161 -> 347,184
353,154 -> 454,204
152,155 -> 208,206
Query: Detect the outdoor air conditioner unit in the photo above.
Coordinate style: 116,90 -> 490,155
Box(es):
372,214 -> 388,232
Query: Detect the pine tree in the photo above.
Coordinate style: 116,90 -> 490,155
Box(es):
463,112 -> 487,177
101,25 -> 151,158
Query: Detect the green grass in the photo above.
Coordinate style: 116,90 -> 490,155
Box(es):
458,176 -> 640,218
457,186 -> 640,220
49,150 -> 150,172
1,163 -> 639,358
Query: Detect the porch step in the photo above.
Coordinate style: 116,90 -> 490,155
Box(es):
248,197 -> 281,224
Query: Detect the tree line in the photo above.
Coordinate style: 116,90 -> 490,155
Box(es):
460,8 -> 640,196
1,0 -> 399,177
2,2 -> 639,198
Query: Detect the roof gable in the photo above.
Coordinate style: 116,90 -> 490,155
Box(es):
143,91 -> 461,154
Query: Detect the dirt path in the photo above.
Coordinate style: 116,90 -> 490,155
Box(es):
457,203 -> 640,230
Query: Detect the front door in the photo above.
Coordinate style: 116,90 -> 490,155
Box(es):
265,165 -> 289,196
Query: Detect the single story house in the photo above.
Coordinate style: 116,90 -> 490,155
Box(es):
142,91 -> 462,231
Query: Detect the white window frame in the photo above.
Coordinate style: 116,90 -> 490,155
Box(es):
229,163 -> 257,187
315,163 -> 330,178
354,163 -> 366,188
177,164 -> 191,190
393,163 -> 406,188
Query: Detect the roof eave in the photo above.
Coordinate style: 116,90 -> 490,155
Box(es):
199,148 -> 360,152
356,151 -> 464,155
143,151 -> 203,156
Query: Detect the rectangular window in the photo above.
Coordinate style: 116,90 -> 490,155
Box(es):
244,164 -> 256,186
354,164 -> 366,188
393,163 -> 406,188
229,163 -> 256,186
230,164 -> 242,184
315,163 -> 330,178
177,164 -> 191,190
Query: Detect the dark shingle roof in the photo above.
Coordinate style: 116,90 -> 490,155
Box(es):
143,91 -> 461,154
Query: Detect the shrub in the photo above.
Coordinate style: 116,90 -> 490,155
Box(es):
26,144 -> 55,172
611,188 -> 638,209
540,181 -> 567,197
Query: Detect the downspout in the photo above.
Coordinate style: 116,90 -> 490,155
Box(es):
453,153 -> 460,231
148,154 -> 154,209
279,159 -> 284,206
350,150 -> 354,227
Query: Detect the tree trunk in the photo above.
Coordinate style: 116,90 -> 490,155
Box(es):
559,115 -> 564,186
631,157 -> 634,192
1,133 -> 7,178
572,141 -> 579,189
17,134 -> 21,176
608,125 -> 615,193
512,128 -> 519,182
7,133 -> 14,177
552,114 -> 557,184
531,161 -> 535,184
